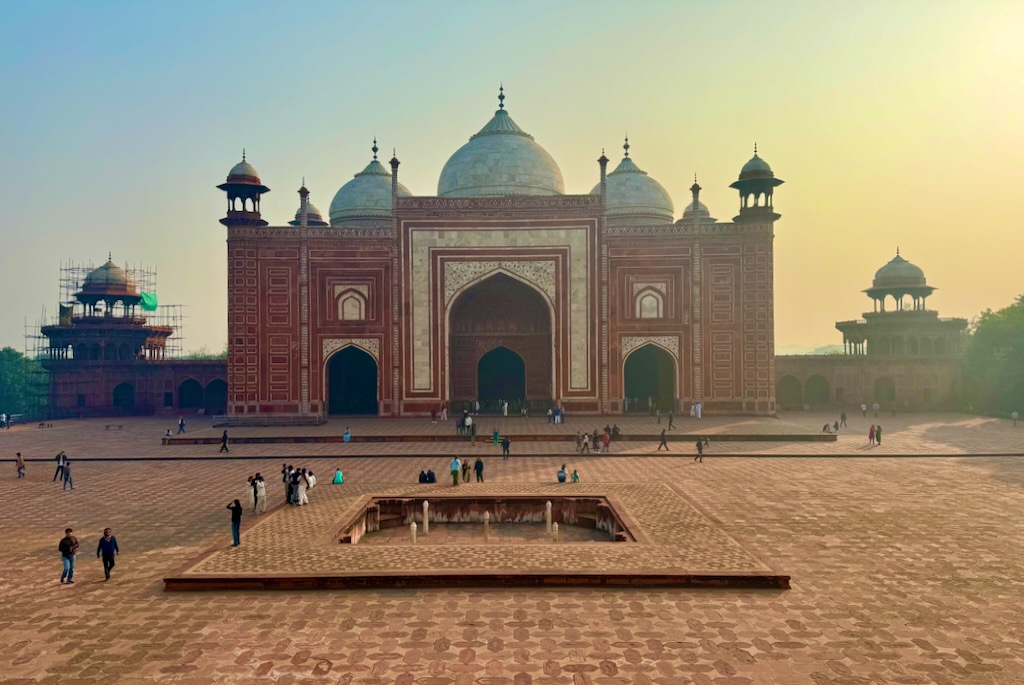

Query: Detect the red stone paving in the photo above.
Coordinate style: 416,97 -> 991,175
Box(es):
1,414 -> 1023,682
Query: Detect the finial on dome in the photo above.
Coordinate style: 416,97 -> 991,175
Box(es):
753,142 -> 758,156
623,135 -> 630,157
372,138 -> 379,160
694,173 -> 698,183
242,148 -> 246,161
108,251 -> 112,262
897,245 -> 900,256
498,84 -> 505,110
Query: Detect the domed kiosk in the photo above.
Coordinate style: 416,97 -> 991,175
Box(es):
864,249 -> 934,312
590,137 -> 673,226
438,87 -> 564,197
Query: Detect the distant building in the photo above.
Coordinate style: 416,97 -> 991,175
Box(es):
218,89 -> 784,423
776,251 -> 967,410
39,258 -> 227,417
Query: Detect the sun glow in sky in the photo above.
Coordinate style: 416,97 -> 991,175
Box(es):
1,1 -> 1022,353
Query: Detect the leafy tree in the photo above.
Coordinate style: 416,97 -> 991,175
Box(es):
181,346 -> 228,360
964,294 -> 1024,415
0,347 -> 45,416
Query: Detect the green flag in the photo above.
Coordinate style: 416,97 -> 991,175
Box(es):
140,292 -> 158,311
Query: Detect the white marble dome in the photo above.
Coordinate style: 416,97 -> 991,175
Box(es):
330,157 -> 411,225
438,101 -> 564,197
591,144 -> 674,223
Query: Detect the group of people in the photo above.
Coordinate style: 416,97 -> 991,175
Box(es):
445,456 -> 485,485
280,464 -> 317,506
0,412 -> 12,429
556,464 -> 580,482
868,424 -> 884,446
546,406 -> 566,424
52,450 -> 74,490
575,427 -> 618,453
245,474 -> 269,514
57,527 -> 120,584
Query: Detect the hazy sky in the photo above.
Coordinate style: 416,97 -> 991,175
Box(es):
2,1 -> 1022,354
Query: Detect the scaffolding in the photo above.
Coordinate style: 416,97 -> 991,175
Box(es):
23,259 -> 188,419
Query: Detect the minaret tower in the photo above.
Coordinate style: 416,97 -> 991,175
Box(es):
217,150 -> 270,227
729,144 -> 784,223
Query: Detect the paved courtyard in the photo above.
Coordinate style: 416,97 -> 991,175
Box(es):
1,414 -> 1023,683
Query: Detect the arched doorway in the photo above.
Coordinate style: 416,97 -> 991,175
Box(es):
623,344 -> 676,413
804,375 -> 831,405
327,346 -> 378,415
477,347 -> 526,411
178,378 -> 204,409
449,273 -> 552,412
113,382 -> 134,411
204,379 -> 228,414
874,377 -> 896,403
776,375 -> 803,409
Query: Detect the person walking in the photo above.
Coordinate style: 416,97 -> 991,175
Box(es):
16,452 -> 25,479
440,402 -> 448,422
575,431 -> 582,453
657,429 -> 669,451
62,460 -> 74,491
868,424 -> 876,445
840,410 -> 847,427
58,528 -> 78,584
667,411 -> 675,430
461,459 -> 471,483
501,436 -> 511,458
580,433 -> 590,454
178,416 -> 186,434
656,408 -> 662,425
873,402 -> 880,418
450,456 -> 461,486
875,425 -> 883,446
96,528 -> 119,581
860,403 -> 867,418
52,451 -> 67,482
219,430 -> 229,453
602,431 -> 611,453
474,457 -> 484,482
227,500 -> 243,546
694,438 -> 704,463
465,415 -> 473,442
1012,411 -> 1019,427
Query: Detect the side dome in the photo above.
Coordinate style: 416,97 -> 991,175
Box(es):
289,183 -> 328,226
226,153 -> 262,185
679,177 -> 715,224
738,148 -> 775,180
590,139 -> 673,224
872,252 -> 926,288
81,258 -> 138,297
437,88 -> 564,197
330,147 -> 411,225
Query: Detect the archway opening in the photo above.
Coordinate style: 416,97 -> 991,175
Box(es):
449,273 -> 552,413
327,346 -> 379,415
874,377 -> 896,404
205,379 -> 228,414
113,382 -> 135,411
476,347 -> 525,412
623,344 -> 676,414
776,375 -> 803,409
804,375 -> 831,405
178,378 -> 204,410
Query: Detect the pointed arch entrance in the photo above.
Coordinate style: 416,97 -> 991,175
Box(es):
623,344 -> 676,413
449,273 -> 552,413
327,346 -> 379,415
113,382 -> 135,411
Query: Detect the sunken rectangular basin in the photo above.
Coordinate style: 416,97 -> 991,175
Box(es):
337,495 -> 635,545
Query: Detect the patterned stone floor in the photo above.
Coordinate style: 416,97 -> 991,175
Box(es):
1,421 -> 1023,683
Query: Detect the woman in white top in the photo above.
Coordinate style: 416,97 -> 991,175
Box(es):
297,469 -> 309,505
255,476 -> 267,513
246,476 -> 256,511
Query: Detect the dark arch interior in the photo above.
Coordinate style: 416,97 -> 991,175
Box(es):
804,375 -> 831,404
624,345 -> 675,413
477,347 -> 526,410
204,379 -> 228,414
328,346 -> 378,415
874,377 -> 896,403
776,375 -> 803,408
112,382 -> 134,411
178,379 -> 204,409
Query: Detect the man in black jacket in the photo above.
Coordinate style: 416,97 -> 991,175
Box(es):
97,528 -> 119,581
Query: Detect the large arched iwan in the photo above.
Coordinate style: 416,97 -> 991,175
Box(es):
623,344 -> 676,413
448,273 -> 552,405
326,346 -> 379,415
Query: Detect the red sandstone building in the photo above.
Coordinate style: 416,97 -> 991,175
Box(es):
220,90 -> 783,422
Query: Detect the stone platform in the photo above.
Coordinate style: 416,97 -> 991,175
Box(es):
164,483 -> 789,591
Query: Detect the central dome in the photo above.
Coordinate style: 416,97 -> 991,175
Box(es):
437,90 -> 564,197
872,252 -> 926,288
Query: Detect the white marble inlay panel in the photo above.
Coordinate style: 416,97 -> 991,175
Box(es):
322,338 -> 380,363
409,227 -> 590,391
444,260 -> 555,306
621,335 -> 679,363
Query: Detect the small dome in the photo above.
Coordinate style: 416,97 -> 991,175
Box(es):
289,184 -> 328,226
81,258 -> 139,297
738,151 -> 774,180
226,154 -> 261,184
438,90 -> 564,197
590,143 -> 673,223
330,157 -> 411,225
681,199 -> 711,222
872,252 -> 927,288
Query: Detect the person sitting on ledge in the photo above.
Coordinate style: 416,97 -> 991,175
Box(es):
822,423 -> 832,433
343,427 -> 351,443
164,429 -> 172,438
426,468 -> 437,483
332,468 -> 344,485
571,469 -> 580,483
557,465 -> 567,483
418,470 -> 428,484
